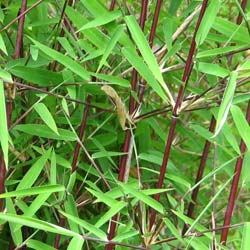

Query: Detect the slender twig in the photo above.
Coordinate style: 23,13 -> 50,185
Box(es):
154,222 -> 245,245
0,0 -> 44,32
149,0 -> 209,230
71,95 -> 92,173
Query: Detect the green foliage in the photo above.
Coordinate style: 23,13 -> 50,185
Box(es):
0,1 -> 249,250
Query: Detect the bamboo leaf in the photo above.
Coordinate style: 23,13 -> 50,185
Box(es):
213,71 -> 238,137
67,237 -> 84,250
0,34 -> 8,55
0,185 -> 64,198
197,45 -> 246,58
26,240 -> 56,250
6,198 -> 23,245
28,37 -> 90,81
197,62 -> 229,78
0,80 -> 9,167
14,124 -> 77,141
95,202 -> 126,228
77,10 -> 121,32
9,66 -> 63,86
16,149 -> 51,190
0,69 -> 12,83
118,183 -> 165,214
231,105 -> 250,151
97,25 -> 123,72
60,211 -> 107,240
122,47 -> 167,101
196,0 -> 220,45
124,15 -> 173,104
241,222 -> 250,250
0,213 -> 79,237
34,103 -> 59,135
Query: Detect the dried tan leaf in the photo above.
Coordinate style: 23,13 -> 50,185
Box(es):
101,85 -> 127,130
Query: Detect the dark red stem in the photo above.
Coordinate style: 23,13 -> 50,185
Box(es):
220,1 -> 248,244
13,0 -> 27,59
105,1 -> 149,249
71,95 -> 92,173
1,0 -> 44,32
220,100 -> 250,244
149,0 -> 209,230
1,0 -> 27,212
138,0 -> 163,103
182,116 -> 216,234
109,0 -> 116,11
236,0 -> 247,25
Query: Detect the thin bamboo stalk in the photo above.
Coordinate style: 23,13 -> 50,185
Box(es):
220,101 -> 250,244
149,0 -> 209,230
106,1 -> 149,249
183,0 -> 247,236
71,95 -> 92,173
182,117 -> 216,234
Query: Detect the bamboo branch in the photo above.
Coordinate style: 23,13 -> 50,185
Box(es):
149,0 -> 209,230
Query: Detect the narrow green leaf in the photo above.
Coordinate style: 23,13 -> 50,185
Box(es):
94,73 -> 130,87
6,198 -> 23,245
61,98 -> 70,116
241,223 -> 250,250
9,66 -> 63,86
0,80 -> 9,167
50,149 -> 57,185
97,25 -> 123,72
14,124 -> 77,141
60,211 -> 107,240
231,105 -> 250,151
119,183 -> 164,214
197,45 -> 246,58
0,213 -> 79,237
77,10 -> 121,32
30,45 -> 39,61
185,176 -> 233,235
16,149 -> 51,190
213,71 -> 238,137
222,123 -> 241,154
28,37 -> 90,81
67,236 -> 84,250
0,34 -> 8,55
196,0 -> 220,45
0,68 -> 12,83
64,194 -> 80,233
197,62 -> 229,78
92,151 -> 126,159
213,17 -> 249,44
124,15 -> 173,104
163,218 -> 184,243
95,202 -> 126,228
122,47 -> 167,101
86,188 -> 120,207
57,37 -> 77,59
0,185 -> 64,198
14,193 -> 52,232
26,240 -> 56,250
34,103 -> 59,135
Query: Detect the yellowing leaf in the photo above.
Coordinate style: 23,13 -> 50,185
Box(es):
101,85 -> 127,130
